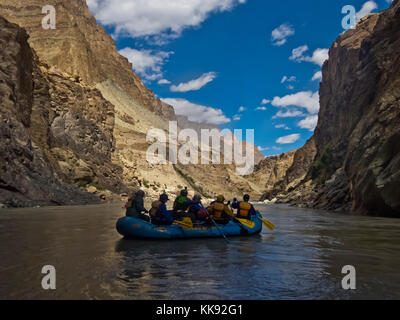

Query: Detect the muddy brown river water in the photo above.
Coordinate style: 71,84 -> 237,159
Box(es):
0,203 -> 399,299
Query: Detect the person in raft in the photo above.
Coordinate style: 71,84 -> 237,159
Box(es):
125,190 -> 150,222
188,194 -> 208,222
232,194 -> 257,220
172,188 -> 194,220
149,193 -> 174,226
207,195 -> 233,225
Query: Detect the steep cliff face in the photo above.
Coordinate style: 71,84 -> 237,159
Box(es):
0,16 -> 120,206
258,137 -> 317,201
247,150 -> 297,198
0,0 -> 173,118
283,1 -> 400,217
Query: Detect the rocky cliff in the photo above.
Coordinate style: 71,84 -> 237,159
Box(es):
0,16 -> 124,206
0,0 -> 173,118
278,1 -> 400,217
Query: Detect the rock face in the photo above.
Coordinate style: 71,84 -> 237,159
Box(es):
0,0 -> 173,118
0,16 -> 118,206
247,149 -> 297,198
258,137 -> 317,200
280,1 -> 400,217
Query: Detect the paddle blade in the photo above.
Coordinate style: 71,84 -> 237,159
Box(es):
259,216 -> 275,231
236,218 -> 255,229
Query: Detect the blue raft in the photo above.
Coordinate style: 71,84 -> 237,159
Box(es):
116,212 -> 263,240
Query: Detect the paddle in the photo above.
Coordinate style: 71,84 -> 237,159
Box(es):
201,204 -> 230,243
258,216 -> 275,231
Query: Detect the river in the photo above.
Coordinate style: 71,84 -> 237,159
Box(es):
0,203 -> 399,300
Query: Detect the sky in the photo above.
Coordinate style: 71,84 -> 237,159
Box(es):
87,0 -> 393,157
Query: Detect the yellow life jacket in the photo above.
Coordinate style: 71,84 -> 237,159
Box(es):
211,202 -> 225,219
239,202 -> 251,217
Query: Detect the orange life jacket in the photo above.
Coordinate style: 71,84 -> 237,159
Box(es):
239,202 -> 251,217
211,202 -> 225,219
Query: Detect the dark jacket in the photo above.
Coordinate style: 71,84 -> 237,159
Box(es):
152,203 -> 174,226
126,196 -> 147,218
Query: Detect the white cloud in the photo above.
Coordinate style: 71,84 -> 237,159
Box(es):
158,79 -> 171,85
161,98 -> 230,125
233,114 -> 241,121
312,71 -> 322,81
119,48 -> 172,81
238,106 -> 246,112
275,124 -> 290,130
88,0 -> 246,42
170,72 -> 217,92
258,146 -> 270,151
271,91 -> 320,114
271,23 -> 295,46
290,46 -> 329,67
281,75 -> 296,84
276,134 -> 300,144
272,109 -> 305,119
261,99 -> 271,105
256,106 -> 267,111
356,1 -> 378,20
298,115 -> 318,131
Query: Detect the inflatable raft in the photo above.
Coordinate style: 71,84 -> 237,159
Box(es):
116,212 -> 263,240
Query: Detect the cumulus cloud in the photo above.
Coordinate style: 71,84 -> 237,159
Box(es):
170,72 -> 217,92
271,23 -> 295,46
88,0 -> 246,41
238,106 -> 246,112
261,99 -> 271,105
356,1 -> 378,20
290,46 -> 329,67
158,79 -> 171,85
256,106 -> 267,111
312,71 -> 322,81
161,98 -> 230,125
298,115 -> 318,131
119,48 -> 172,81
276,134 -> 300,144
233,114 -> 241,121
271,91 -> 320,114
272,109 -> 305,119
275,124 -> 290,130
281,75 -> 296,84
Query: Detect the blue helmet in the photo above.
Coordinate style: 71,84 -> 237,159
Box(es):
160,193 -> 169,203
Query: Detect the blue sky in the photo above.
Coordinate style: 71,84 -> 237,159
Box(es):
88,0 -> 392,156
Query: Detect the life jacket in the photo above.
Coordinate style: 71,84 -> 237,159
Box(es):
175,196 -> 190,212
211,202 -> 225,219
149,200 -> 162,217
239,201 -> 251,217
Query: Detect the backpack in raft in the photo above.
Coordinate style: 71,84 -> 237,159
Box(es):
149,200 -> 162,217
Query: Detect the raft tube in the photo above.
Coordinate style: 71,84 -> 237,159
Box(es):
116,212 -> 263,240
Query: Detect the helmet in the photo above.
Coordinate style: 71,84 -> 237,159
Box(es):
217,195 -> 225,203
160,193 -> 169,203
243,194 -> 250,202
180,189 -> 188,196
193,194 -> 202,202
